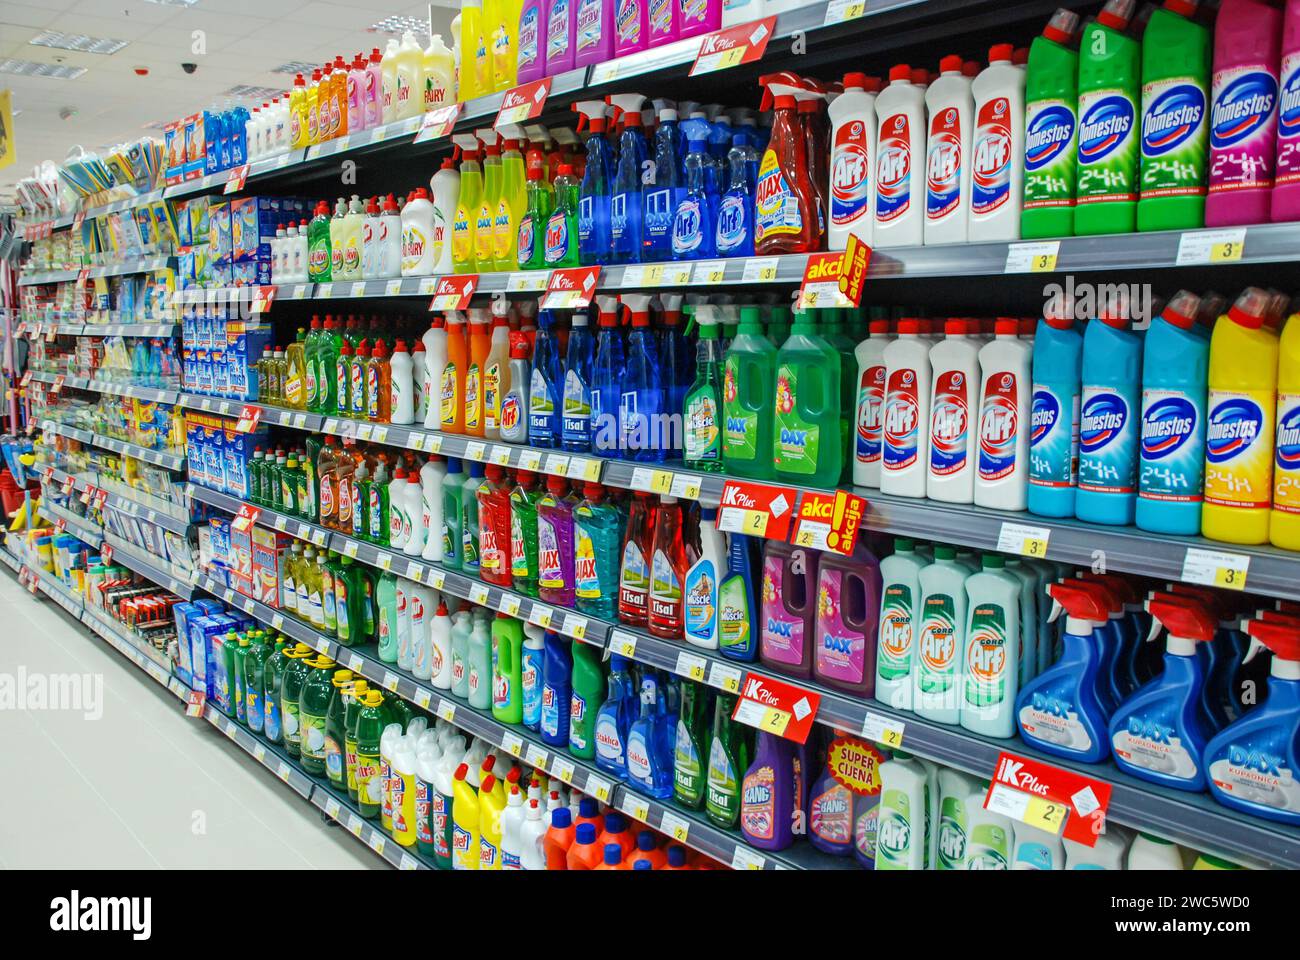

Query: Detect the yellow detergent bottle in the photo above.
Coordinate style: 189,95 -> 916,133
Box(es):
451,762 -> 480,869
495,124 -> 527,270
490,0 -> 519,92
452,134 -> 482,272
475,128 -> 502,271
478,770 -> 507,869
1203,288 -> 1280,545
1272,310 -> 1300,549
460,0 -> 487,101
289,74 -> 309,148
390,735 -> 418,847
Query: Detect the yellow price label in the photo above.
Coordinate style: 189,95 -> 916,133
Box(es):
650,470 -> 673,494
1210,239 -> 1244,262
1214,566 -> 1248,590
793,526 -> 818,548
1023,795 -> 1067,834
878,726 -> 904,749
719,47 -> 745,69
742,509 -> 768,535
1030,252 -> 1058,272
589,777 -> 612,802
759,706 -> 791,736
491,445 -> 512,466
758,263 -> 777,280
500,594 -> 522,617
343,540 -> 359,559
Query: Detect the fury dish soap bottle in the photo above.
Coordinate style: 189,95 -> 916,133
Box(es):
1022,8 -> 1082,239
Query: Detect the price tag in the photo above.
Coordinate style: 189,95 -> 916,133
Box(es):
382,671 -> 400,692
984,752 -> 1111,845
369,833 -> 386,855
253,744 -> 267,762
385,279 -> 404,296
185,690 -> 206,717
562,613 -> 588,641
620,792 -> 650,822
861,711 -> 905,749
436,698 -> 457,722
669,474 -> 702,499
223,164 -> 250,194
429,274 -> 479,311
708,661 -> 743,693
996,521 -> 1051,558
426,434 -> 444,453
272,614 -> 285,630
317,282 -> 334,298
469,581 -> 490,605
524,743 -> 549,770
518,449 -> 542,471
797,252 -> 856,309
570,457 -> 602,482
231,504 -> 260,533
1004,240 -> 1060,273
405,561 -> 423,581
495,78 -> 552,127
399,853 -> 419,871
62,475 -> 76,495
823,0 -> 866,23
740,257 -> 780,282
429,569 -> 446,589
490,445 -> 512,466
732,672 -> 819,743
693,259 -> 727,283
715,480 -> 794,540
507,271 -> 550,292
413,101 -> 464,143
586,775 -> 613,803
415,687 -> 433,709
541,266 -> 601,309
350,281 -> 368,298
986,783 -> 1068,834
690,17 -> 776,76
356,423 -> 373,441
731,846 -> 767,870
550,755 -> 575,783
375,552 -> 394,571
733,698 -> 793,737
234,405 -> 262,434
528,604 -> 553,628
674,650 -> 708,682
543,454 -> 570,476
719,507 -> 775,537
347,653 -> 364,672
499,593 -> 522,617
51,375 -> 66,395
1176,227 -> 1246,265
292,284 -> 310,300
348,815 -> 364,837
418,277 -> 439,295
275,761 -> 291,783
1181,547 -> 1250,591
501,731 -> 524,756
464,440 -> 487,462
659,810 -> 690,843
609,630 -> 637,658
323,797 -> 341,819
342,539 -> 359,559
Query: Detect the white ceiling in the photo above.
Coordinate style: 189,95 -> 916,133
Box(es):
0,0 -> 459,196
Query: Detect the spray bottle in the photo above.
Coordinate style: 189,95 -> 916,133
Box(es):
574,101 -> 614,265
609,94 -> 650,264
451,134 -> 483,273
620,294 -> 664,462
645,100 -> 685,261
591,295 -> 625,456
673,118 -> 718,260
755,73 -> 820,254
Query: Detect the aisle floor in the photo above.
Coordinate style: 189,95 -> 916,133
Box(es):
0,569 -> 376,869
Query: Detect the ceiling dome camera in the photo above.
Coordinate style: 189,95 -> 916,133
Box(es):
181,62 -> 197,74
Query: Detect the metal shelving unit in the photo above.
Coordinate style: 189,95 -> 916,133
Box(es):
45,466 -> 192,536
40,419 -> 186,470
17,256 -> 175,287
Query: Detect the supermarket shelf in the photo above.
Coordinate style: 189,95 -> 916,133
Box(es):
40,419 -> 186,470
38,498 -> 106,545
177,392 -> 325,432
28,371 -> 182,405
44,466 -> 193,535
17,256 -> 175,286
80,323 -> 180,338
203,709 -> 316,800
307,778 -> 433,870
102,533 -> 199,599
17,269 -> 77,285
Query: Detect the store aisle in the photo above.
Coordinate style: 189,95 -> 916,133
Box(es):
0,570 -> 375,869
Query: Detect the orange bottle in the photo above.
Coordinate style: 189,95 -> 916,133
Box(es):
661,844 -> 692,870
440,313 -> 468,434
594,843 -> 624,870
334,445 -> 358,532
566,822 -> 604,870
366,340 -> 391,422
543,807 -> 575,870
596,812 -> 637,860
630,829 -> 667,868
332,55 -> 350,138
754,73 -> 820,255
464,311 -> 492,437
320,62 -> 337,139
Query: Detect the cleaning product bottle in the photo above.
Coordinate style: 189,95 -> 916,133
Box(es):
880,319 -> 933,497
1028,309 -> 1083,517
450,763 -> 480,870
682,499 -> 725,650
442,458 -> 465,570
521,623 -> 546,731
594,654 -> 635,779
755,73 -> 820,254
545,163 -> 582,267
614,0 -> 649,55
627,674 -> 674,799
461,462 -> 484,576
574,482 -> 621,619
876,751 -> 931,870
1074,0 -> 1141,235
474,130 -> 503,272
829,73 -> 879,249
934,767 -> 981,870
717,117 -> 758,257
516,0 -> 547,84
646,101 -> 685,261
927,319 -> 980,502
619,491 -> 658,626
1077,308 -> 1144,525
912,545 -> 971,724
561,307 -> 595,451
923,56 -> 974,245
421,454 -> 447,563
353,690 -> 387,819
705,692 -> 749,828
620,294 -> 665,462
974,317 -> 1033,511
528,309 -> 563,447
1273,309 -> 1300,548
852,318 -> 891,487
1012,820 -> 1064,870
648,496 -> 687,638
430,159 -> 460,275
1022,8 -> 1082,238
478,465 -> 514,586
773,311 -> 841,487
493,127 -> 526,271
1203,288 -> 1279,544
511,470 -> 543,597
307,201 -> 333,282
969,44 -> 1026,241
546,0 -> 577,73
740,732 -> 796,852
961,554 -> 1021,739
683,315 -> 724,471
573,101 -> 613,265
439,313 -> 468,434
540,631 -> 573,747
814,545 -> 883,695
1015,579 -> 1114,761
452,135 -> 482,273
537,475 -> 577,607
401,188 -> 437,277
876,537 -> 928,710
722,306 -> 778,480
465,309 -> 492,437
1272,0 -> 1300,221
450,611 -> 471,697
467,615 -> 493,709
569,639 -> 603,759
609,94 -> 649,264
759,543 -> 818,679
672,118 -> 718,260
1137,0 -> 1211,231
573,0 -> 614,67
1206,0 -> 1283,227
872,65 -> 927,247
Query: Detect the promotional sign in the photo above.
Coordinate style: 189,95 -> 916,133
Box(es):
731,671 -> 821,743
715,479 -> 795,540
414,102 -> 464,144
797,252 -> 857,309
983,751 -> 1112,846
690,17 -> 777,76
541,266 -> 600,309
789,489 -> 866,555
429,274 -> 479,311
495,79 -> 552,127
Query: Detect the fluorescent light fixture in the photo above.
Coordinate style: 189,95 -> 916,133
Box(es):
224,84 -> 283,100
368,15 -> 429,35
141,0 -> 201,6
29,31 -> 128,55
0,59 -> 86,80
270,60 -> 319,75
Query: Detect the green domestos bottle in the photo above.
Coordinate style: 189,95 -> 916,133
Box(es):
673,679 -> 710,809
279,643 -> 313,758
773,310 -> 842,488
298,655 -> 336,775
1023,9 -> 1082,238
705,693 -> 750,828
722,307 -> 777,480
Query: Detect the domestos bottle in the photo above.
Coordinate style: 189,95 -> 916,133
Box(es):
1076,310 -> 1144,526
927,319 -> 980,504
874,65 -> 927,248
974,319 -> 1032,511
1272,0 -> 1300,221
875,537 -> 928,710
1022,8 -> 1082,239
961,554 -> 1020,739
1206,0 -> 1283,227
969,44 -> 1026,242
880,319 -> 932,497
924,56 -> 973,245
829,73 -> 879,250
1273,310 -> 1300,548
1028,310 -> 1083,518
853,318 -> 891,487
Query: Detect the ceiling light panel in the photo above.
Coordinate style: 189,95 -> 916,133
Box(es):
29,31 -> 128,55
224,84 -> 283,100
271,61 -> 319,75
369,15 -> 429,35
0,59 -> 87,80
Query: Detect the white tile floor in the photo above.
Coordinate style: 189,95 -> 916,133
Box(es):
0,569 -> 377,869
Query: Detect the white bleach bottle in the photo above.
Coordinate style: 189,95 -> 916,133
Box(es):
927,319 -> 980,503
1064,823 -> 1130,869
923,55 -> 974,245
827,72 -> 879,251
880,318 -> 932,497
421,454 -> 447,563
873,64 -> 927,248
875,751 -> 932,870
969,44 -> 1026,242
974,318 -> 1032,510
965,784 -> 1014,869
960,554 -> 1021,739
913,544 -> 970,725
875,536 -> 928,711
422,317 -> 449,430
936,767 -> 982,870
853,317 -> 892,487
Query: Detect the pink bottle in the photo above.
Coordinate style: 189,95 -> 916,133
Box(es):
1206,0 -> 1283,227
811,547 -> 882,696
758,542 -> 818,679
518,0 -> 548,83
364,48 -> 384,129
678,0 -> 721,39
648,0 -> 679,47
546,0 -> 577,75
614,0 -> 650,58
347,54 -> 367,132
574,0 -> 615,67
1271,0 -> 1300,221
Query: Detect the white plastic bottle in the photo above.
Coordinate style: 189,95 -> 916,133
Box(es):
328,198 -> 348,278
389,339 -> 416,425
413,341 -> 429,425
1126,833 -> 1184,870
338,195 -> 365,281
936,767 -> 981,870
293,220 -> 309,282
973,318 -> 1032,510
408,580 -> 433,679
1064,824 -> 1130,869
518,797 -> 548,869
965,785 -> 1013,869
875,536 -> 928,710
402,187 -> 437,276
873,64 -> 927,248
389,469 -> 412,553
927,319 -> 980,503
423,317 -> 449,430
968,44 -> 1025,242
880,318 -> 932,497
913,544 -> 970,725
361,197 -> 381,279
876,751 -> 932,870
499,781 -> 526,869
684,498 -> 726,650
270,225 -> 287,283
421,455 -> 447,562
924,55 -> 974,245
827,72 -> 879,250
853,318 -> 891,487
430,156 -> 460,274
380,38 -> 401,125
960,554 -> 1020,739
378,194 -> 403,279
404,463 -> 426,556
1012,820 -> 1064,870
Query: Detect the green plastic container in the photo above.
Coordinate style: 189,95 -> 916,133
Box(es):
1023,9 -> 1082,238
773,311 -> 842,488
722,306 -> 778,480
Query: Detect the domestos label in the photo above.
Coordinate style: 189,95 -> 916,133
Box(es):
1209,67 -> 1279,193
876,114 -> 913,223
971,97 -> 1013,216
1018,675 -> 1093,754
832,120 -> 872,227
1204,390 -> 1272,509
926,109 -> 962,221
1076,90 -> 1138,204
856,364 -> 886,468
930,371 -> 970,476
876,583 -> 913,684
1111,703 -> 1200,783
1139,390 -> 1204,504
1277,55 -> 1300,187
1276,394 -> 1300,515
965,603 -> 1008,710
1029,385 -> 1078,488
1078,387 -> 1136,494
1023,101 -> 1076,210
1140,79 -> 1207,199
883,368 -> 921,470
978,372 -> 1019,482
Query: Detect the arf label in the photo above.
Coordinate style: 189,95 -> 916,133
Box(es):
875,113 -> 912,222
832,120 -> 872,227
925,108 -> 962,221
978,371 -> 1019,482
929,370 -> 970,476
971,97 -> 1013,216
882,367 -> 920,470
856,364 -> 886,468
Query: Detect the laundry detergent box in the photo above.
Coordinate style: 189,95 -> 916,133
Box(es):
183,114 -> 205,181
191,612 -> 235,706
164,121 -> 184,185
187,196 -> 212,245
231,196 -> 284,261
208,200 -> 233,262
231,258 -> 270,287
251,527 -> 293,607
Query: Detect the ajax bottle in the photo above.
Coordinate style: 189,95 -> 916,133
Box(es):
961,554 -> 1021,739
759,542 -> 818,679
537,476 -> 577,607
813,544 -> 882,695
829,73 -> 879,249
1076,309 -> 1144,525
875,537 -> 928,710
1022,8 -> 1082,238
873,65 -> 927,247
755,73 -> 820,254
574,482 -> 621,619
511,470 -> 543,598
773,311 -> 842,487
927,319 -> 980,503
1273,310 -> 1300,548
1028,308 -> 1083,517
969,44 -> 1026,241
924,56 -> 974,245
880,319 -> 933,497
974,318 -> 1032,511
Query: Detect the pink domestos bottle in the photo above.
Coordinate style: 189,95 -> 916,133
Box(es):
1271,0 -> 1300,221
648,0 -> 679,47
546,0 -> 578,76
1206,0 -> 1284,227
678,0 -> 721,39
811,547 -> 882,696
573,0 -> 614,67
758,541 -> 819,679
614,0 -> 650,57
364,48 -> 384,129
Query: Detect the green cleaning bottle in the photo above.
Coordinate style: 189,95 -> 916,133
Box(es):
1074,0 -> 1142,236
344,679 -> 370,801
263,639 -> 287,744
684,314 -> 724,472
333,554 -> 364,646
280,643 -> 313,758
568,640 -> 604,760
307,201 -> 333,282
773,310 -> 842,488
243,632 -> 271,736
722,306 -> 778,480
510,469 -> 542,597
376,571 -> 400,661
324,669 -> 353,792
705,692 -> 750,828
1136,0 -> 1210,231
298,655 -> 336,775
673,679 -> 710,809
823,310 -> 859,485
302,434 -> 322,523
354,689 -> 387,819
1023,9 -> 1083,238
231,634 -> 250,725
544,163 -> 581,268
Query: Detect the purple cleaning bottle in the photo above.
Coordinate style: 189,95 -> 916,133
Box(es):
647,0 -> 679,47
807,733 -> 854,856
740,732 -> 796,851
812,546 -> 882,696
677,0 -> 720,39
759,541 -> 818,679
537,474 -> 577,607
546,0 -> 577,76
573,0 -> 614,67
517,0 -> 548,83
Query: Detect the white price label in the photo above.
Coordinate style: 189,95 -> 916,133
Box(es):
343,540 -> 359,559
823,0 -> 866,23
609,630 -> 637,658
731,845 -> 767,870
469,582 -> 490,605
317,283 -> 334,298
708,661 -> 743,693
326,798 -> 341,819
861,711 -> 905,749
674,650 -> 708,682
464,440 -> 487,461
490,445 -> 512,466
659,810 -> 690,843
376,552 -> 394,571
415,688 -> 433,709
518,450 -> 543,471
669,473 -> 703,499
996,521 -> 1051,558
693,259 -> 727,283
620,793 -> 650,822
507,271 -> 550,292
385,279 -> 404,295
528,604 -> 553,628
740,257 -> 780,282
630,467 -> 656,491
382,671 -> 400,692
1181,547 -> 1251,591
429,569 -> 446,589
501,732 -> 524,756
550,755 -> 575,783
543,454 -> 570,476
586,774 -> 613,803
1004,241 -> 1060,273
1176,227 -> 1247,265
405,561 -> 423,581
562,613 -> 588,641
399,853 -> 419,870
524,743 -> 549,770
436,699 -> 456,722
499,594 -> 522,617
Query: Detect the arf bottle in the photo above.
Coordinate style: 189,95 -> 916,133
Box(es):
1272,0 -> 1300,221
1076,310 -> 1144,525
828,73 -> 879,250
875,538 -> 928,711
923,56 -> 974,245
1022,8 -> 1082,238
873,65 -> 927,247
853,318 -> 891,487
880,319 -> 933,498
969,44 -> 1026,241
1028,308 -> 1083,518
927,319 -> 980,503
913,545 -> 970,725
961,554 -> 1021,739
974,318 -> 1032,511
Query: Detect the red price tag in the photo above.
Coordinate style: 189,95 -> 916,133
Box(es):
541,266 -> 601,310
689,16 -> 776,76
53,517 -> 67,533
79,485 -> 96,506
983,752 -> 1112,846
428,274 -> 479,311
495,78 -> 552,128
414,102 -> 465,144
28,574 -> 39,594
185,690 -> 206,718
838,234 -> 872,306
731,672 -> 820,743
232,504 -> 260,533
19,371 -> 32,388
715,479 -> 795,540
42,466 -> 54,482
235,405 -> 262,433
94,489 -> 108,510
61,475 -> 76,495
75,268 -> 91,292
797,252 -> 856,310
251,285 -> 277,313
100,540 -> 114,563
51,375 -> 65,395
223,164 -> 250,194
789,489 -> 867,555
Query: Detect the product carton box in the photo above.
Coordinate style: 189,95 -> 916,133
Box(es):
251,527 -> 293,607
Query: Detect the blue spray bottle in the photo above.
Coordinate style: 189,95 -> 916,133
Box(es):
539,630 -> 573,748
1015,579 -> 1115,763
1203,615 -> 1300,825
594,654 -> 636,779
562,305 -> 596,452
626,672 -> 674,799
1136,291 -> 1209,536
619,294 -> 664,462
1084,571 -> 1148,705
1028,310 -> 1083,518
1164,581 -> 1237,731
643,101 -> 684,263
1077,309 -> 1144,525
1074,572 -> 1129,714
718,532 -> 760,662
657,294 -> 690,446
1109,594 -> 1216,791
672,118 -> 718,261
573,100 -> 614,266
717,123 -> 758,257
529,309 -> 564,448
607,94 -> 649,264
591,295 -> 625,458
